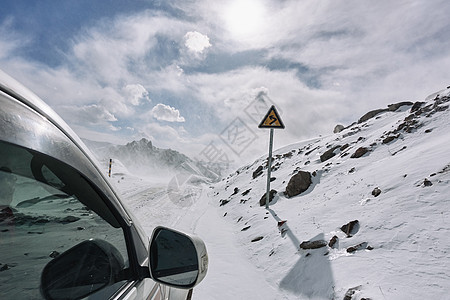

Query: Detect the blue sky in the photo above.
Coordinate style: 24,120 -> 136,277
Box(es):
1,0 -> 449,169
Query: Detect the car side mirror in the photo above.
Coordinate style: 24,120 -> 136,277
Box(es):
41,239 -> 125,300
149,227 -> 208,289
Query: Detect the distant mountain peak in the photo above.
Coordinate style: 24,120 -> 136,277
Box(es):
84,137 -> 218,181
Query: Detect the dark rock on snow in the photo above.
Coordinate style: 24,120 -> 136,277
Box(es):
351,147 -> 369,158
300,240 -> 328,250
320,146 -> 340,162
388,101 -> 413,111
219,199 -> 230,206
382,135 -> 397,144
371,187 -> 381,197
241,226 -> 251,231
343,286 -> 362,300
259,189 -> 277,206
329,235 -> 339,248
341,220 -> 360,237
285,171 -> 312,198
347,242 -> 369,253
241,189 -> 251,196
334,124 -> 345,133
251,236 -> 264,242
423,178 -> 433,187
252,166 -> 264,179
358,109 -> 388,123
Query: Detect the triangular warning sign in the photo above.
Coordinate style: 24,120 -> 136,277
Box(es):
258,105 -> 285,129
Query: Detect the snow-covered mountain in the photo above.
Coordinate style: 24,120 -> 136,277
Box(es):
83,138 -> 218,181
206,87 -> 450,299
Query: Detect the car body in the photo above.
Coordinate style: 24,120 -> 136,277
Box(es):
0,69 -> 208,300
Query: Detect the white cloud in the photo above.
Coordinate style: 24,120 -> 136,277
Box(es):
123,84 -> 150,105
184,31 -> 211,53
151,103 -> 186,122
0,18 -> 29,60
58,104 -> 118,129
2,1 -> 450,166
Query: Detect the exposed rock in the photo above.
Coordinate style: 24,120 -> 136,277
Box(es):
423,178 -> 433,187
307,146 -> 321,156
259,189 -> 277,206
382,135 -> 397,144
341,220 -> 360,237
300,240 -> 327,250
344,286 -> 361,300
347,242 -> 369,253
282,152 -> 293,159
334,124 -> 345,133
411,101 -> 425,113
388,101 -> 413,111
358,108 -> 388,123
340,144 -> 350,151
251,236 -> 264,242
329,235 -> 339,248
252,166 -> 264,179
219,199 -> 230,206
320,146 -> 341,162
285,171 -> 312,198
391,146 -> 407,156
241,189 -> 251,196
351,147 -> 369,158
372,187 -> 381,197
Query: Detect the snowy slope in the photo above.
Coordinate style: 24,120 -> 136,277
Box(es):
201,88 -> 450,299
114,87 -> 450,300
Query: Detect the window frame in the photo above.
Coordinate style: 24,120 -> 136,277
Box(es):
0,90 -> 151,299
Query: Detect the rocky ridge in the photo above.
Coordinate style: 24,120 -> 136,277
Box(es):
210,86 -> 450,299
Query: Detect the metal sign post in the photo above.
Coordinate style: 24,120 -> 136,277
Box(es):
265,128 -> 274,208
258,105 -> 285,209
108,158 -> 112,177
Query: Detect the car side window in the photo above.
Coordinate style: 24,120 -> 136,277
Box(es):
0,141 -> 130,299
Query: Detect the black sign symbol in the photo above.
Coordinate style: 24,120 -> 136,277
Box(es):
269,115 -> 277,125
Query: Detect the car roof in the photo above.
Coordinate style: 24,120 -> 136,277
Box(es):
0,69 -> 90,160
0,69 -> 134,226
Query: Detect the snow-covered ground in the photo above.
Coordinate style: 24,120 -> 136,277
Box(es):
112,88 -> 450,299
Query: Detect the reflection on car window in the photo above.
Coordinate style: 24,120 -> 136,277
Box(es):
0,141 -> 129,299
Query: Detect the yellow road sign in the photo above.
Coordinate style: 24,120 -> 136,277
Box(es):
258,105 -> 285,129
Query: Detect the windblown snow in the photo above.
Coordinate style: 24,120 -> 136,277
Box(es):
111,87 -> 450,299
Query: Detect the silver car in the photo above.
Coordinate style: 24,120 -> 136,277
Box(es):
0,69 -> 208,300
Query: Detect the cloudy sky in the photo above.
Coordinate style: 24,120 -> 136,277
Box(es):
1,0 -> 449,170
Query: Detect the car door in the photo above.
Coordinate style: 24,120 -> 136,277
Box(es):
0,139 -> 163,299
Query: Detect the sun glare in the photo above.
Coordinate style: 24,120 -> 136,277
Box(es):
225,0 -> 265,38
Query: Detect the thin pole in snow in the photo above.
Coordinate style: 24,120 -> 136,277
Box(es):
265,128 -> 274,209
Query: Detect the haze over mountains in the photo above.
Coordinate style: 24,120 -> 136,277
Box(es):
83,137 -> 219,181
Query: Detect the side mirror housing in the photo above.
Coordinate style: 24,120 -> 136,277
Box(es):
149,227 -> 208,289
41,239 -> 125,300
